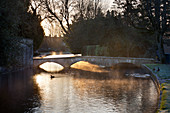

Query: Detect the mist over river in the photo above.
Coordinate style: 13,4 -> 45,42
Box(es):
0,62 -> 158,113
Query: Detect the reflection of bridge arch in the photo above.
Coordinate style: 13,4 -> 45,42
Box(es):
33,56 -> 155,68
36,61 -> 65,68
33,57 -> 84,68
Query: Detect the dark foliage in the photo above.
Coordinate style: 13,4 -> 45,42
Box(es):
20,13 -> 44,51
63,0 -> 169,58
64,11 -> 156,57
0,0 -> 44,66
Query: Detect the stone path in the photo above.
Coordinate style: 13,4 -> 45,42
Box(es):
145,64 -> 170,113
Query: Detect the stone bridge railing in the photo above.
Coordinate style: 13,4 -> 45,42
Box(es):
33,56 -> 155,68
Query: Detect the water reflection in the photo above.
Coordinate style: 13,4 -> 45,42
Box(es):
33,73 -> 72,113
33,68 -> 158,113
39,62 -> 64,72
0,69 -> 41,113
0,65 -> 158,113
72,78 -> 157,113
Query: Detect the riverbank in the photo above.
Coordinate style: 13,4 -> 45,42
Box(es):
0,38 -> 33,75
144,64 -> 170,113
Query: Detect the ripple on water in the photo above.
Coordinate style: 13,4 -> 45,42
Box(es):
0,67 -> 158,113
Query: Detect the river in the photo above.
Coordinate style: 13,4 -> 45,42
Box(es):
0,61 -> 158,113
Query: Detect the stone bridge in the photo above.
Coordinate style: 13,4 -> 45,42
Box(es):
33,56 -> 155,68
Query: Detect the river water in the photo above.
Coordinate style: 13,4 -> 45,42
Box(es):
0,62 -> 158,113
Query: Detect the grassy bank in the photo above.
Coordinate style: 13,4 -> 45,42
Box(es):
145,64 -> 170,112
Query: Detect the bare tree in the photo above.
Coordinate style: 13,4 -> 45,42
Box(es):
43,0 -> 74,34
145,0 -> 169,62
73,0 -> 104,20
29,0 -> 48,21
30,0 -> 107,35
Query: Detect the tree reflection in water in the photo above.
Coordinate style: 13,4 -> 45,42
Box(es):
0,61 -> 158,113
0,69 -> 41,113
33,61 -> 158,113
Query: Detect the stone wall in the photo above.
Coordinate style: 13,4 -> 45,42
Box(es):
17,39 -> 33,68
0,38 -> 33,74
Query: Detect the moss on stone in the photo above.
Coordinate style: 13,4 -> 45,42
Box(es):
160,89 -> 167,110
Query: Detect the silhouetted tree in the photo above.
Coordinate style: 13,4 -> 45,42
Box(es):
0,0 -> 44,66
111,0 -> 169,61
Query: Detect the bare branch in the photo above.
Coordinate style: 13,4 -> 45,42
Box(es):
45,0 -> 68,34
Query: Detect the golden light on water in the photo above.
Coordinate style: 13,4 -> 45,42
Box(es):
32,67 -> 158,113
73,78 -> 139,95
39,62 -> 64,72
70,61 -> 108,73
33,73 -> 72,112
35,74 -> 44,85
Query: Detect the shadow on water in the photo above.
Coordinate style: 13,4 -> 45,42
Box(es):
0,69 -> 41,113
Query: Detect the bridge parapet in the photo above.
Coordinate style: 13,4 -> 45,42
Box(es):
33,56 -> 155,68
80,56 -> 155,67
